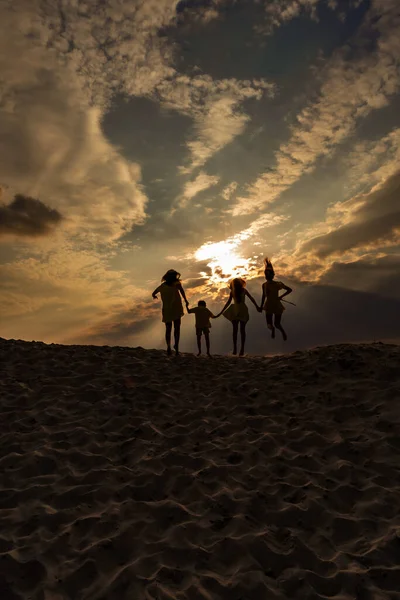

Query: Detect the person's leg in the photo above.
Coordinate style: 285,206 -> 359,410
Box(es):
232,320 -> 239,355
165,322 -> 173,354
239,321 -> 246,356
204,330 -> 211,356
274,314 -> 287,341
196,329 -> 202,356
266,313 -> 275,339
173,318 -> 181,354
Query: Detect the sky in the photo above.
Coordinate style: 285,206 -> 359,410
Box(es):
0,0 -> 400,355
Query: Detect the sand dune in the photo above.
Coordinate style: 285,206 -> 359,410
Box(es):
1,338 -> 400,599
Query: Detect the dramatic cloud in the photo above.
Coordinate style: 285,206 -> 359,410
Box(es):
319,254 -> 400,299
233,0 -> 400,215
0,194 -> 62,237
0,1 -> 149,242
299,171 -> 400,259
1,0 -> 399,350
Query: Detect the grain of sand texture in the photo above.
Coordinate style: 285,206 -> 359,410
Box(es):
1,338 -> 400,600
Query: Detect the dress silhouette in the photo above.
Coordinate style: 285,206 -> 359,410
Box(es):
158,281 -> 184,323
222,288 -> 249,323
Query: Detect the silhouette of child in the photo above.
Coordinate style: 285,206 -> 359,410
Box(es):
187,300 -> 215,356
259,258 -> 292,341
152,269 -> 189,355
216,278 -> 260,356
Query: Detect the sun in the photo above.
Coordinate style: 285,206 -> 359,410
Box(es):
194,239 -> 252,287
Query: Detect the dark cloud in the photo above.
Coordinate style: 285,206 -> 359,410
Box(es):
185,277 -> 208,289
0,194 -> 63,237
300,171 -> 400,258
319,255 -> 400,300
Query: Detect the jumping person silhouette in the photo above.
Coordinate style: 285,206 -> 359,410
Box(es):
152,270 -> 189,355
259,258 -> 292,341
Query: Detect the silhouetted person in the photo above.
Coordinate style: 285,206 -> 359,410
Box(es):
216,278 -> 260,356
187,300 -> 216,356
259,258 -> 292,341
152,269 -> 189,355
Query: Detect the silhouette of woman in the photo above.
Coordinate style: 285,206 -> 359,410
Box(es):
152,270 -> 189,355
216,278 -> 260,356
259,258 -> 292,341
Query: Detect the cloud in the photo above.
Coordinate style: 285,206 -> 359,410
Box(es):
257,0 -> 321,34
192,212 -> 288,288
0,245 -> 148,321
155,74 -> 274,173
256,0 -> 363,34
221,181 -> 238,201
232,0 -> 400,215
319,254 -> 400,299
0,1 -> 150,242
346,127 -> 400,192
0,194 -> 62,237
299,171 -> 400,259
180,171 -> 220,206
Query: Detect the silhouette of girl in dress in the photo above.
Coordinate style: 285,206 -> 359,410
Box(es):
216,278 -> 260,356
152,270 -> 189,355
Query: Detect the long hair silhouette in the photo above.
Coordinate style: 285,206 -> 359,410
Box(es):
231,277 -> 246,302
162,269 -> 181,286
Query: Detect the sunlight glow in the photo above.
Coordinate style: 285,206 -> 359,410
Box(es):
194,239 -> 253,286
193,214 -> 287,288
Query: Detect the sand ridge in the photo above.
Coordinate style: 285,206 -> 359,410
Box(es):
1,338 -> 400,599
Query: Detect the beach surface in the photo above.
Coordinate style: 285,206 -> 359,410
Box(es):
1,338 -> 400,599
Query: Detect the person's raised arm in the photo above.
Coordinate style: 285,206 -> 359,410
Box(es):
279,283 -> 293,300
215,292 -> 232,317
245,288 -> 262,312
152,285 -> 162,299
177,282 -> 189,307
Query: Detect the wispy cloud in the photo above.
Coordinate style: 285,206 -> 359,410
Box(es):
221,181 -> 238,201
232,0 -> 400,216
179,171 -> 220,207
274,169 -> 400,283
256,0 -> 363,34
156,75 -> 275,173
346,128 -> 400,192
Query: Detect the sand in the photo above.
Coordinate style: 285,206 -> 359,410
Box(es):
1,338 -> 400,600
